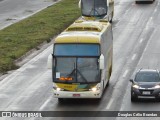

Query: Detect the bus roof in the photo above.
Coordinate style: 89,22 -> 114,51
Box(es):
54,20 -> 110,44
55,32 -> 100,43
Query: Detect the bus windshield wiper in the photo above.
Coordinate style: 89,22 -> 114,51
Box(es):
77,69 -> 88,83
67,62 -> 76,77
67,68 -> 76,77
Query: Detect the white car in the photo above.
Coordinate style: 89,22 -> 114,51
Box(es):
135,0 -> 155,4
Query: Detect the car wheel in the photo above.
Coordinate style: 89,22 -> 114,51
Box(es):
131,96 -> 137,102
135,1 -> 139,4
131,92 -> 137,102
156,98 -> 160,102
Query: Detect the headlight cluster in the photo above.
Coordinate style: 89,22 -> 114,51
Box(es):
89,84 -> 101,92
53,84 -> 64,91
56,87 -> 64,91
132,84 -> 139,89
154,85 -> 160,89
132,84 -> 160,89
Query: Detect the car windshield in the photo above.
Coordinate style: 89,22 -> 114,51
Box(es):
53,57 -> 100,83
81,0 -> 107,17
135,71 -> 160,82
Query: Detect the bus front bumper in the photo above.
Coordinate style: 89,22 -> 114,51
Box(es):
53,90 -> 102,98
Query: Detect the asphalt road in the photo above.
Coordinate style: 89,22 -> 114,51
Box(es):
0,0 -> 56,30
0,0 -> 160,120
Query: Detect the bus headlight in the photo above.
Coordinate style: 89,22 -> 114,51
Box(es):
91,87 -> 98,92
90,84 -> 100,92
56,88 -> 61,91
55,87 -> 64,91
53,86 -> 64,91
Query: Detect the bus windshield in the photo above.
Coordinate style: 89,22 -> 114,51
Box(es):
54,57 -> 100,83
81,0 -> 107,17
54,44 -> 100,56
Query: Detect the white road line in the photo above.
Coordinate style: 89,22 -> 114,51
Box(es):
39,96 -> 52,111
119,84 -> 130,111
139,38 -> 143,43
144,45 -> 147,52
106,98 -> 114,110
131,54 -> 137,61
154,9 -> 157,12
122,70 -> 129,78
146,17 -> 153,27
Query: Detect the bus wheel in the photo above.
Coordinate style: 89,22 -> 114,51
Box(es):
109,66 -> 112,77
106,79 -> 109,87
110,19 -> 112,23
58,98 -> 63,102
95,98 -> 101,102
109,13 -> 113,23
107,66 -> 112,86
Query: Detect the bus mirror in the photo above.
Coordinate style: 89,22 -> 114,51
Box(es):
78,0 -> 81,8
107,0 -> 109,7
130,79 -> 133,83
99,54 -> 104,70
47,54 -> 52,69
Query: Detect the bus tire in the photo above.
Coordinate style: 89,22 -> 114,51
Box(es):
58,98 -> 63,102
107,66 -> 112,86
106,79 -> 109,87
95,97 -> 101,102
110,19 -> 112,23
109,12 -> 113,23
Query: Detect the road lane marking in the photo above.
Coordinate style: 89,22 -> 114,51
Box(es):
106,98 -> 114,109
119,84 -> 130,111
139,38 -> 144,43
146,16 -> 153,27
122,70 -> 129,78
154,9 -> 157,13
131,54 -> 137,61
39,96 -> 52,111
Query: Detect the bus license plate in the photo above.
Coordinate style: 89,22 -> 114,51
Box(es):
73,94 -> 80,97
142,91 -> 150,95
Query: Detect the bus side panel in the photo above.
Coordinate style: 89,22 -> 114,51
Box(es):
108,0 -> 114,16
101,24 -> 113,88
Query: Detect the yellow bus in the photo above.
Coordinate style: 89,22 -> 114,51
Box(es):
79,0 -> 114,22
47,19 -> 113,101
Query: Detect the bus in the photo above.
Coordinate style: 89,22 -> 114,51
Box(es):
79,0 -> 114,22
47,19 -> 113,101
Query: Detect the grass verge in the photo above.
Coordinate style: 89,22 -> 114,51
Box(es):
0,0 -> 80,73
